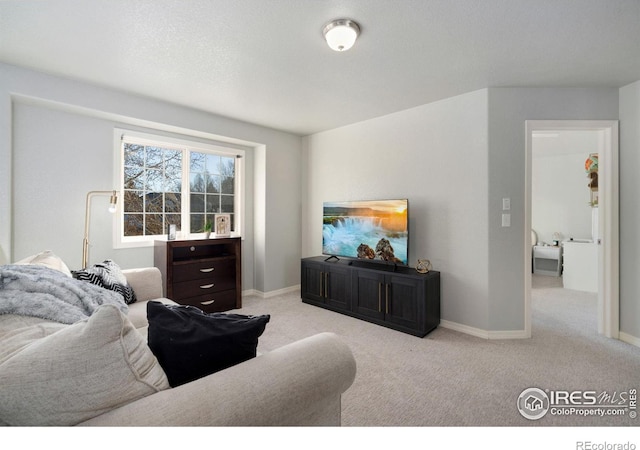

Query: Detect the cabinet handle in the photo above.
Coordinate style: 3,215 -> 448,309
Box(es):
378,283 -> 382,312
200,300 -> 215,305
386,283 -> 389,314
320,271 -> 324,297
325,273 -> 329,298
199,283 -> 215,289
199,267 -> 214,273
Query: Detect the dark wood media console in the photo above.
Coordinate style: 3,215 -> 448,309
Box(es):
301,256 -> 440,337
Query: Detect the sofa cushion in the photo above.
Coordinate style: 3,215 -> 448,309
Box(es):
0,304 -> 170,426
14,250 -> 72,277
72,260 -> 137,304
147,301 -> 270,387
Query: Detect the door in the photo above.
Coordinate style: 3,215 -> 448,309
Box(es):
525,120 -> 619,339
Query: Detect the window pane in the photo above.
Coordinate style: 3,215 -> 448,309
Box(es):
164,149 -> 182,192
206,154 -> 221,174
146,193 -> 163,213
124,166 -> 144,190
164,149 -> 181,171
221,156 -> 235,177
124,143 -> 144,166
124,190 -> 143,213
146,147 -> 163,168
190,193 -> 204,212
190,173 -> 205,193
145,169 -> 163,192
165,193 -> 181,213
221,195 -> 234,213
166,214 -> 181,227
221,175 -> 234,194
220,157 -> 234,194
190,152 -> 205,172
145,214 -> 163,235
124,214 -> 143,236
206,174 -> 220,193
206,194 -> 220,213
190,214 -> 205,233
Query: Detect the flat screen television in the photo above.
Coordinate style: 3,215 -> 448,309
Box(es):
322,199 -> 409,265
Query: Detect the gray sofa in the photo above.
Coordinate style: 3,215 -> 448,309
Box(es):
0,266 -> 357,426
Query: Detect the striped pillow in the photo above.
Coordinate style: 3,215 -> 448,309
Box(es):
73,260 -> 137,305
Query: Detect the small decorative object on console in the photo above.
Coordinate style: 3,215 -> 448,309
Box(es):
416,259 -> 432,274
215,214 -> 231,237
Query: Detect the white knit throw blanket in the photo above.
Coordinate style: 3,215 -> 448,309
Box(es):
0,264 -> 127,324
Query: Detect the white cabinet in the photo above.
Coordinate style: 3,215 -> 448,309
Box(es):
562,241 -> 598,293
533,245 -> 563,276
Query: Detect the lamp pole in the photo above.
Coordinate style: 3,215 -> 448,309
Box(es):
82,190 -> 118,269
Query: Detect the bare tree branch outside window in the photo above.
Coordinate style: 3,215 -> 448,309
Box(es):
122,140 -> 236,237
123,143 -> 182,236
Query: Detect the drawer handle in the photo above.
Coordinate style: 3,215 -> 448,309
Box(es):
199,267 -> 215,273
199,283 -> 215,289
200,300 -> 215,305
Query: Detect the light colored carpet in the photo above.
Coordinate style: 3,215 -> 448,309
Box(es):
233,275 -> 640,426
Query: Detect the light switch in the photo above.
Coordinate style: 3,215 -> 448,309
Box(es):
502,198 -> 511,210
502,213 -> 511,227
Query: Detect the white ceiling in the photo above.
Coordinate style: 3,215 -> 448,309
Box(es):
1,0 -> 639,136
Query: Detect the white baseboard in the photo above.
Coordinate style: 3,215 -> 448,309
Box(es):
440,319 -> 528,340
619,331 -> 640,348
242,284 -> 300,299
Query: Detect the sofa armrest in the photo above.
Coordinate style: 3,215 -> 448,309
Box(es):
122,267 -> 163,303
77,332 -> 357,426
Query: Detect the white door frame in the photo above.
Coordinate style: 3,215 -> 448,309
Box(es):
524,120 -> 619,339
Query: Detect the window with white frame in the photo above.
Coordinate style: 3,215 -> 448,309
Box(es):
116,130 -> 244,246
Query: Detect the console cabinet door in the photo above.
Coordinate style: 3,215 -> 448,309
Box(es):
353,270 -> 385,320
301,261 -> 325,304
324,265 -> 351,310
354,270 -> 423,332
385,275 -> 422,331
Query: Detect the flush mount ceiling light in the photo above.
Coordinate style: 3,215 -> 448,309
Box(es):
323,19 -> 360,52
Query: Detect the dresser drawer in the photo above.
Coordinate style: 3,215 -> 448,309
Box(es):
171,276 -> 236,300
533,246 -> 561,259
179,290 -> 237,313
172,258 -> 235,283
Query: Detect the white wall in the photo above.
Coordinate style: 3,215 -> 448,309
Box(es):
487,88 -> 619,332
532,131 -> 602,244
619,80 -> 640,342
0,63 -> 302,294
303,89 -> 490,330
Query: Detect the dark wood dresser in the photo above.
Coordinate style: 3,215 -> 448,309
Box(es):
154,238 -> 241,313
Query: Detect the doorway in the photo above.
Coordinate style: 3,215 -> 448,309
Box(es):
524,120 -> 619,339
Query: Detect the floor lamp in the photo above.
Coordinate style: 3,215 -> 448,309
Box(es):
82,190 -> 118,269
